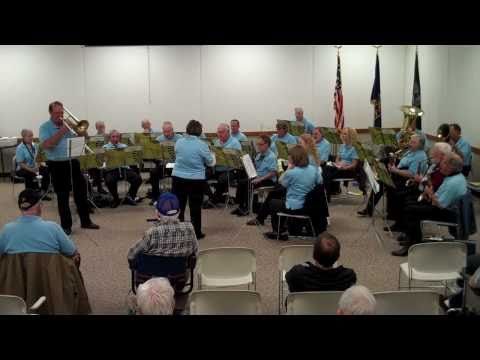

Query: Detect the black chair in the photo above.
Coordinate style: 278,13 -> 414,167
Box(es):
130,253 -> 196,295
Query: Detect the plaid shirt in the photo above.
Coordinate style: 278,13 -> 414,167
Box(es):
127,218 -> 198,263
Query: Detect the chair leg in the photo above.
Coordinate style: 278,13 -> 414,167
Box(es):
277,215 -> 281,241
308,218 -> 316,238
278,272 -> 282,315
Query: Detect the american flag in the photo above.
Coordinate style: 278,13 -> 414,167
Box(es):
334,52 -> 345,129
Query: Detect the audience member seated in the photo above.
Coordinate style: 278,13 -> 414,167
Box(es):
103,130 -> 143,208
293,107 -> 315,134
15,129 -> 51,199
323,127 -> 366,200
285,232 -> 357,292
337,285 -> 376,315
208,123 -> 242,204
129,277 -> 175,315
141,118 -> 154,134
313,127 -> 331,166
270,122 -> 298,156
149,121 -> 183,204
392,153 -> 467,256
264,145 -> 322,241
449,123 -> 472,177
358,134 -> 427,218
127,192 -> 198,269
231,134 -> 277,216
230,119 -> 248,142
446,254 -> 480,309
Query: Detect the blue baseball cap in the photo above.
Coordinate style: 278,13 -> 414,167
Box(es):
155,192 -> 180,216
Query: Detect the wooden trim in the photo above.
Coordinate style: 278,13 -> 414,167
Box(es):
426,134 -> 480,155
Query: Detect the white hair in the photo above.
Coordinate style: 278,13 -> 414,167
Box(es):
162,121 -> 173,128
136,277 -> 175,315
95,121 -> 105,127
217,123 -> 230,132
20,129 -> 33,138
142,119 -> 151,127
338,285 -> 376,315
294,107 -> 304,113
431,142 -> 452,156
445,152 -> 464,173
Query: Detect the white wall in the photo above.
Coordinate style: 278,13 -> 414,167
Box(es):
0,44 -> 468,140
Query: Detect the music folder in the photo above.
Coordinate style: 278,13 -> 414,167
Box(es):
67,137 -> 86,158
241,154 -> 257,179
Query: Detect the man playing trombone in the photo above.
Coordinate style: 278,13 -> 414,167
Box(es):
39,101 -> 100,235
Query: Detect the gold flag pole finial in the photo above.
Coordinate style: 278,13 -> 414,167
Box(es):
373,45 -> 382,54
334,45 -> 342,55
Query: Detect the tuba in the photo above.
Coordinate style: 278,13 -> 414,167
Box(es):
62,106 -> 90,137
389,105 -> 424,162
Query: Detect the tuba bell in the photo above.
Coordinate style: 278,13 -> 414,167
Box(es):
62,106 -> 90,137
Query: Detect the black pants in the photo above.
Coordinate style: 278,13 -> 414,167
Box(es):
172,176 -> 205,237
47,159 -> 92,230
365,172 -> 409,218
256,185 -> 286,222
400,203 -> 456,245
104,168 -> 142,201
88,168 -> 104,189
16,166 -> 50,191
210,169 -> 244,201
235,178 -> 275,211
462,165 -> 471,177
323,166 -> 364,197
149,162 -> 173,201
269,198 -> 307,233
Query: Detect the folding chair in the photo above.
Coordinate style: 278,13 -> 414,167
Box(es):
278,245 -> 313,314
189,290 -> 262,315
398,242 -> 467,295
374,291 -> 442,315
0,295 -> 46,315
285,291 -> 343,315
10,156 -> 25,197
276,212 -> 316,240
196,247 -> 256,290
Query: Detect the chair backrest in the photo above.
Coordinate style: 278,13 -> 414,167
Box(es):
197,247 -> 256,279
451,191 -> 477,240
0,295 -> 27,315
408,242 -> 467,275
374,291 -> 442,315
189,290 -> 261,315
286,291 -> 343,315
279,245 -> 314,273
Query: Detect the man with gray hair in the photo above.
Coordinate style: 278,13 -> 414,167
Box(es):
134,277 -> 175,315
337,285 -> 376,315
95,121 -> 106,136
294,107 -> 315,134
392,152 -> 467,256
141,119 -> 154,134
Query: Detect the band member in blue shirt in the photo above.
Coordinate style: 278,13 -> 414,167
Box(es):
270,122 -> 298,156
392,153 -> 467,256
231,135 -> 277,216
172,120 -> 215,239
15,129 -> 51,198
149,121 -> 182,203
39,101 -> 99,235
313,127 -> 331,165
141,119 -> 155,134
449,124 -> 472,177
230,119 -> 248,142
103,130 -> 143,208
294,107 -> 315,134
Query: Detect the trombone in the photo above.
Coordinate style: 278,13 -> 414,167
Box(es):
62,106 -> 94,154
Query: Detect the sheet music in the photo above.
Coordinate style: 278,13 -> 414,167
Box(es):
67,137 -> 86,158
241,154 -> 257,179
363,161 -> 380,194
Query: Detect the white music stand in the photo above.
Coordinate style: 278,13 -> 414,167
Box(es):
241,154 -> 258,215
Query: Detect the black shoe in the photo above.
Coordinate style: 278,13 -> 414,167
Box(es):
63,228 -> 72,235
197,233 -> 206,240
264,231 -> 278,239
391,246 -> 409,257
97,187 -> 108,195
41,193 -> 52,201
202,202 -> 216,209
81,223 -> 100,230
230,208 -> 242,216
236,209 -> 249,217
398,240 -> 411,247
247,218 -> 264,226
111,198 -> 121,208
149,199 -> 155,206
123,196 -> 137,206
384,223 -> 404,232
357,209 -> 371,217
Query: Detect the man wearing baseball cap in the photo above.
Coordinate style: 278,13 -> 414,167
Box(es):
0,189 -> 81,266
127,192 -> 199,269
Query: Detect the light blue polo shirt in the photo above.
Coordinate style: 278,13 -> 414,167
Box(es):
255,150 -> 277,182
435,173 -> 467,209
316,138 -> 331,162
213,136 -> 242,151
156,133 -> 183,143
292,117 -> 315,134
280,165 -> 321,210
270,133 -> 298,155
173,135 -> 214,180
15,142 -> 38,171
39,119 -> 75,161
454,137 -> 472,167
0,215 -> 76,255
339,144 -> 359,165
398,150 -> 428,175
231,131 -> 248,142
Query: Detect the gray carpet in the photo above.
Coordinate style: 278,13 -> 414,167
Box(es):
1,180 -> 478,314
